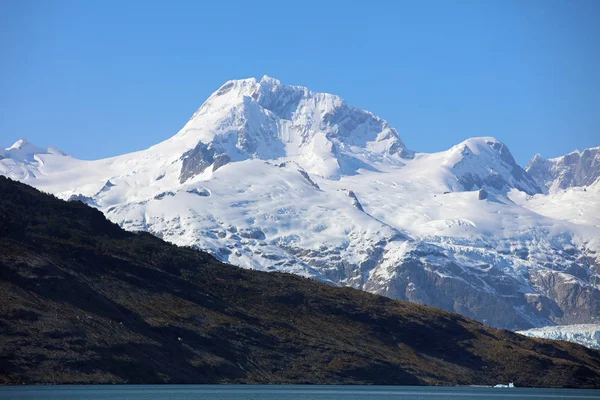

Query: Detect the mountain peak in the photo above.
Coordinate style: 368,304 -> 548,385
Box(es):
3,138 -> 67,164
174,76 -> 410,181
527,146 -> 600,193
447,137 -> 541,195
5,137 -> 48,160
8,137 -> 40,151
260,75 -> 282,86
529,153 -> 543,163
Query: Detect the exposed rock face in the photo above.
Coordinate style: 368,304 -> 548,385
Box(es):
361,241 -> 600,330
66,193 -> 97,206
366,259 -> 531,328
344,190 -> 365,212
526,147 -> 600,193
297,169 -> 320,190
477,189 -> 488,200
179,142 -> 216,183
212,154 -> 231,171
186,187 -> 210,197
180,147 -> 230,180
529,268 -> 600,325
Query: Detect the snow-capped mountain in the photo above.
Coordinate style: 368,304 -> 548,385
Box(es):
526,147 -> 600,193
518,324 -> 600,350
0,138 -> 68,178
1,76 -> 599,330
174,76 -> 411,183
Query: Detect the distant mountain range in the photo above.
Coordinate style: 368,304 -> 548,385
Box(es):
2,176 -> 600,387
1,76 -> 599,330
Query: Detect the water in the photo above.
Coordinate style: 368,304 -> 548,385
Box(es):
1,385 -> 599,400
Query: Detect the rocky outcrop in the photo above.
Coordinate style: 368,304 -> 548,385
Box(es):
360,239 -> 600,330
212,154 -> 231,172
179,142 -> 216,183
529,269 -> 600,325
526,147 -> 600,193
344,190 -> 365,212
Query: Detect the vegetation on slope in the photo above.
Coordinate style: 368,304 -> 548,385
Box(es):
1,176 -> 599,387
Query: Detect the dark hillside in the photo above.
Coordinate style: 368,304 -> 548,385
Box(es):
1,176 -> 599,387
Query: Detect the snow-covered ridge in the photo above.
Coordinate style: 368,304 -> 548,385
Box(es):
517,324 -> 600,350
526,146 -> 600,193
5,137 -> 66,161
0,138 -> 69,180
1,76 -> 599,330
510,178 -> 600,227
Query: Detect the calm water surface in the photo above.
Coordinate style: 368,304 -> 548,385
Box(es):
1,385 -> 599,400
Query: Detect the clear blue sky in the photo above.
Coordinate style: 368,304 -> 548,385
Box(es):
1,0 -> 598,165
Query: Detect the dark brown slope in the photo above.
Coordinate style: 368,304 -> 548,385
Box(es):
0,177 -> 599,387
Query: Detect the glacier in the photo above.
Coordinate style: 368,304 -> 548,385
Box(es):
518,324 -> 600,350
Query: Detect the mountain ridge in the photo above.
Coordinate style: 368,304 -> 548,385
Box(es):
526,146 -> 600,193
1,76 -> 599,330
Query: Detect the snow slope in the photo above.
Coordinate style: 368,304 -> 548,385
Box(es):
1,76 -> 599,330
510,179 -> 600,227
513,149 -> 600,227
518,324 -> 600,350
